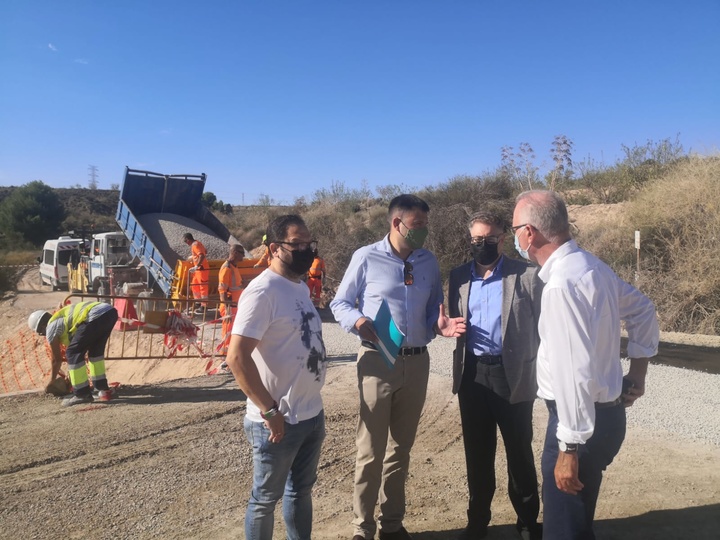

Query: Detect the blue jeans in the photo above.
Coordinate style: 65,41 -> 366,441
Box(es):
542,401 -> 626,540
244,411 -> 326,540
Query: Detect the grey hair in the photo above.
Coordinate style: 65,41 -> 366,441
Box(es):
515,190 -> 571,243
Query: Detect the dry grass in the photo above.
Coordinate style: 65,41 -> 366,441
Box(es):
579,155 -> 720,334
625,156 -> 720,333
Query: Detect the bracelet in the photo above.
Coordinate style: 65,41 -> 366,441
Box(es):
260,401 -> 279,420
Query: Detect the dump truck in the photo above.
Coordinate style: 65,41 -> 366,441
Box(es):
114,167 -> 262,299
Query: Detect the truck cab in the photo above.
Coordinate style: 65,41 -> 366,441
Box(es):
68,232 -> 146,294
90,232 -> 133,267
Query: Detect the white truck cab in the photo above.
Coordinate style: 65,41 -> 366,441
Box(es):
39,236 -> 81,290
66,231 -> 145,294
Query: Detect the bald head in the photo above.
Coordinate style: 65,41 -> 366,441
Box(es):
229,244 -> 245,263
514,190 -> 571,244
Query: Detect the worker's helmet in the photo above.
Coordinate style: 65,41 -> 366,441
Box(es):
28,310 -> 51,334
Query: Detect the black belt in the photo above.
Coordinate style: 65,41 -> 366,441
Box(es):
467,351 -> 503,365
545,397 -> 623,411
361,340 -> 427,356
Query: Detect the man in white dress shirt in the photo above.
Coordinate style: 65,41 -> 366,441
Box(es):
512,190 -> 659,540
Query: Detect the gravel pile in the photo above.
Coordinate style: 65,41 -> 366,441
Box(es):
321,320 -> 720,447
136,213 -> 231,267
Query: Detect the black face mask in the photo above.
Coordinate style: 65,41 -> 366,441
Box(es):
281,246 -> 316,276
471,243 -> 500,266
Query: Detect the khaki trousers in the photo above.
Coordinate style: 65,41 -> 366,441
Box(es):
352,345 -> 430,537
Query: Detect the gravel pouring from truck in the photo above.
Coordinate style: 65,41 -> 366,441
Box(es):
115,167 -> 242,298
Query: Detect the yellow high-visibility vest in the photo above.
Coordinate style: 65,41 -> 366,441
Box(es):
48,301 -> 99,346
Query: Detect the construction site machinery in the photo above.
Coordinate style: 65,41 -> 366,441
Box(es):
115,167 -> 261,299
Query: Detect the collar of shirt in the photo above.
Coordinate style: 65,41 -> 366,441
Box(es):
470,255 -> 504,283
538,239 -> 577,283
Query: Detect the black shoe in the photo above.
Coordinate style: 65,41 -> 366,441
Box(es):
458,524 -> 488,540
379,527 -> 412,540
352,536 -> 372,540
516,520 -> 542,540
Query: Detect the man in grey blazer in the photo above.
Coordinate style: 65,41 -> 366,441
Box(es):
448,209 -> 544,540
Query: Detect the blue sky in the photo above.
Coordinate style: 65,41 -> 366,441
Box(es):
1,1 -> 718,205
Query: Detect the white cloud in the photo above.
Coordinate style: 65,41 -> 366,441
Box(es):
159,129 -> 173,135
74,58 -> 89,65
48,43 -> 57,52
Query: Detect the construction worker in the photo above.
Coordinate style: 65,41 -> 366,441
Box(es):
307,248 -> 325,307
183,232 -> 209,313
253,234 -> 271,268
218,244 -> 245,355
28,301 -> 119,407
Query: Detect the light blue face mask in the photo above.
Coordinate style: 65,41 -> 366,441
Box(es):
514,231 -> 531,260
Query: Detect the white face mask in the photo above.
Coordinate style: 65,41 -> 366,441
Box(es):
514,230 -> 531,260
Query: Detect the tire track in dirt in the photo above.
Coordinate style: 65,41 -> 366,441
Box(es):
1,403 -> 245,491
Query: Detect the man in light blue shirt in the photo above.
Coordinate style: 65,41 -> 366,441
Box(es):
331,194 -> 465,540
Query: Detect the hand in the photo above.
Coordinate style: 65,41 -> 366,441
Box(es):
555,451 -> 584,495
622,375 -> 645,407
265,414 -> 285,443
354,317 -> 378,343
436,304 -> 466,337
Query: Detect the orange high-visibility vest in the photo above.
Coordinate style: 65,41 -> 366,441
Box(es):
308,257 -> 325,279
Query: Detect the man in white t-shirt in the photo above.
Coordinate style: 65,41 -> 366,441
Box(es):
225,214 -> 326,540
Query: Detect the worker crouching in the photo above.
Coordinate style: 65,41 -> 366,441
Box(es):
28,301 -> 119,407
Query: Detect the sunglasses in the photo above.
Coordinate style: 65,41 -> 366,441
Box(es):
404,261 -> 414,286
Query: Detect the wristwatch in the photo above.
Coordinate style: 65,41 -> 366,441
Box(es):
558,441 -> 579,453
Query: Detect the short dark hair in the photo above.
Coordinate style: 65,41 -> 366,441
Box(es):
266,215 -> 307,243
467,207 -> 508,232
388,194 -> 430,219
183,233 -> 194,242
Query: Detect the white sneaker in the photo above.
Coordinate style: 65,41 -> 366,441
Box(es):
62,394 -> 94,407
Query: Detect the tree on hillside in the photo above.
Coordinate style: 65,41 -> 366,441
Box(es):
0,181 -> 66,246
201,192 -> 217,207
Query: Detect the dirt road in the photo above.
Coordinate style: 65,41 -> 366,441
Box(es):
1,270 -> 719,539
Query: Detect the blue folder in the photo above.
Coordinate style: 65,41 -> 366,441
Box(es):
373,299 -> 405,369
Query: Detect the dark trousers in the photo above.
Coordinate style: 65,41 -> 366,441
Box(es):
458,361 -> 540,530
67,309 -> 118,396
541,401 -> 626,540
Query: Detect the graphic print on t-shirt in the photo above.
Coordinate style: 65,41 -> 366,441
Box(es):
298,302 -> 327,382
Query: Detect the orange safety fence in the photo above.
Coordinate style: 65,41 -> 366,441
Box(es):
0,329 -> 54,396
